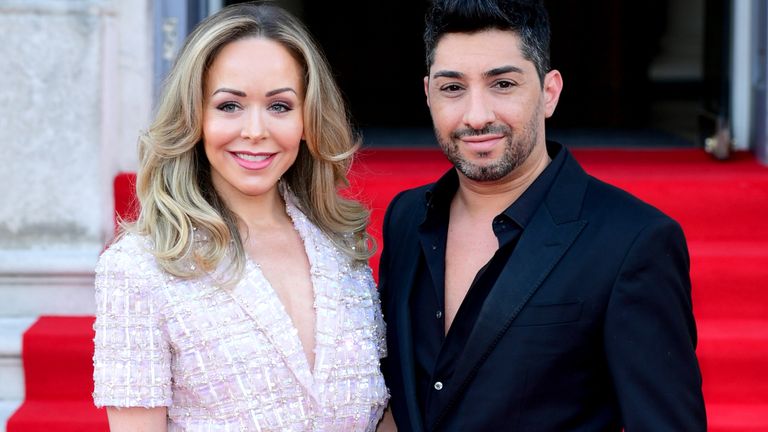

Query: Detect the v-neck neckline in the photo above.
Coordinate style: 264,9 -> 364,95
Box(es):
226,189 -> 341,399
246,256 -> 319,373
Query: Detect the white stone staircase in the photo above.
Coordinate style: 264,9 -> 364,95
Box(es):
0,317 -> 34,432
0,0 -> 151,429
0,249 -> 99,432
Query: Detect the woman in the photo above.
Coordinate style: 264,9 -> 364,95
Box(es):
92,3 -> 389,430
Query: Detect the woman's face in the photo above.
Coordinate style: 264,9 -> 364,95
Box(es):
202,37 -> 304,204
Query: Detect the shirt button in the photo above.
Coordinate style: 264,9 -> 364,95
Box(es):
434,381 -> 443,391
436,310 -> 443,319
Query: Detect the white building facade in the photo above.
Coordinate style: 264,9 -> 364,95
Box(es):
0,0 -> 154,425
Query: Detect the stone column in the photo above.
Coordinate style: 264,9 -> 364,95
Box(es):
0,0 -> 153,422
0,0 -> 152,317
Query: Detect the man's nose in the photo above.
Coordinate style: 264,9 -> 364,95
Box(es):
462,91 -> 496,130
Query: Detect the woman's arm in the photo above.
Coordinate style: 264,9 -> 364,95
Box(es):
377,406 -> 397,432
107,407 -> 168,432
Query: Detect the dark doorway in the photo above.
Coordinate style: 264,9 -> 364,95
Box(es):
544,0 -> 712,147
546,0 -> 669,129
221,0 -> 720,148
302,0 -> 432,129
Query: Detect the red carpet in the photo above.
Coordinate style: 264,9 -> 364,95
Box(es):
8,147 -> 768,431
6,317 -> 108,431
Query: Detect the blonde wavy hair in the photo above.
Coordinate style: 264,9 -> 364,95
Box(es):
126,1 -> 373,280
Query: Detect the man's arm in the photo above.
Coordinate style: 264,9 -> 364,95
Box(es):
377,190 -> 407,302
376,191 -> 403,380
376,190 -> 410,430
604,217 -> 706,431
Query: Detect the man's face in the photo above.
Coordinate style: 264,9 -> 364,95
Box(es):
425,29 -> 562,182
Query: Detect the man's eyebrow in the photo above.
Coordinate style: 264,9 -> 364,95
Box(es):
432,70 -> 464,79
211,88 -> 246,97
431,66 -> 524,80
484,65 -> 524,78
265,87 -> 297,97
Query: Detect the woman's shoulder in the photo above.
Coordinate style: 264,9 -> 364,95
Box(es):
96,232 -> 160,278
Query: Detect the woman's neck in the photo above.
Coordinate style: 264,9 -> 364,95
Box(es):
220,186 -> 290,233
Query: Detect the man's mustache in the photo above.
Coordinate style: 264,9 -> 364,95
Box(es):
452,124 -> 513,139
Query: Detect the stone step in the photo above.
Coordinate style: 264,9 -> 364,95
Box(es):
697,319 -> 768,403
0,400 -> 23,432
0,317 -> 36,400
707,402 -> 768,432
689,245 -> 768,320
0,249 -> 99,317
0,317 -> 36,432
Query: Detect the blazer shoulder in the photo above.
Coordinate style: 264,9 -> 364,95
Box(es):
380,183 -> 434,255
385,183 -> 432,220
97,232 -> 157,274
548,152 -> 676,229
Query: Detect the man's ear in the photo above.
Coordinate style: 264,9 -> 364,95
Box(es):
542,69 -> 563,118
424,75 -> 431,108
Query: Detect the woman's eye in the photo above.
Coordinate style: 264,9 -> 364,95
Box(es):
217,102 -> 240,113
269,102 -> 292,113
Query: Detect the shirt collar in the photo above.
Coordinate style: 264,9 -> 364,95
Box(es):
424,141 -> 566,228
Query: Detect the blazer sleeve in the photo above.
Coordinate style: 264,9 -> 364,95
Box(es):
377,190 -> 407,381
377,190 -> 412,307
603,217 -> 706,431
92,238 -> 173,408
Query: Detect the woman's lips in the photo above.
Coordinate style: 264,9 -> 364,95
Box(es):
231,151 -> 276,170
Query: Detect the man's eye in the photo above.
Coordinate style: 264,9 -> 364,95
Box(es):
495,80 -> 516,89
441,84 -> 463,92
217,102 -> 240,113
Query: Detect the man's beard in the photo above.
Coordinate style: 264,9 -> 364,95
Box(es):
435,104 -> 541,182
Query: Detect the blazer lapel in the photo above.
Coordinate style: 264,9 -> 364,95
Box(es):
221,188 -> 346,403
226,262 -> 318,400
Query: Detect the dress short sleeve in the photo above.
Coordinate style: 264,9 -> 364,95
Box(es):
92,235 -> 173,408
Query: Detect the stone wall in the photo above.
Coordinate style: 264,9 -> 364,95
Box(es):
0,2 -> 152,424
0,0 -> 152,316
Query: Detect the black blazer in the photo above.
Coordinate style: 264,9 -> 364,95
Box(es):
378,145 -> 706,431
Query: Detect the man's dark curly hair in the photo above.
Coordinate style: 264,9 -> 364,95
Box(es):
424,0 -> 551,84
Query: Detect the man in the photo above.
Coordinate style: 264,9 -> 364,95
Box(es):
377,0 -> 707,430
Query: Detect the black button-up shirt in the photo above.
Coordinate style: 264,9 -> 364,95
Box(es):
410,142 -> 566,425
